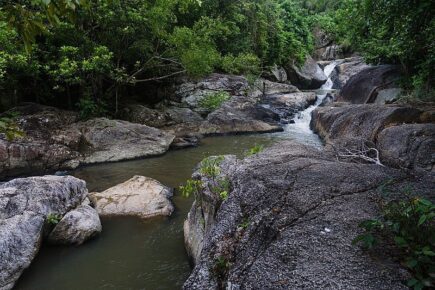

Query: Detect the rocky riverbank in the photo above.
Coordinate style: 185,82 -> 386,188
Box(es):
183,140 -> 434,289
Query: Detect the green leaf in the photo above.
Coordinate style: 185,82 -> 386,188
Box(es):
418,215 -> 427,226
394,236 -> 408,247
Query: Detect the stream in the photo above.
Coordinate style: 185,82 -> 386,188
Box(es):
14,63 -> 336,290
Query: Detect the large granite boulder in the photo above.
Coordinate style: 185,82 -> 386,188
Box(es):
119,104 -> 203,128
261,92 -> 317,120
377,124 -> 435,172
311,104 -> 434,171
47,204 -> 102,245
175,74 -> 249,108
0,105 -> 175,179
330,57 -> 369,90
337,65 -> 401,104
0,175 -> 89,290
286,56 -> 327,90
183,141 -> 434,289
74,118 -> 174,164
89,175 -> 174,219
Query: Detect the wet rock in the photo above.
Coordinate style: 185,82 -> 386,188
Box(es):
89,175 -> 174,219
48,204 -> 102,245
262,92 -> 316,119
183,141 -> 433,289
171,135 -> 200,149
377,124 -> 435,171
337,65 -> 401,104
330,57 -> 369,90
286,56 -> 327,90
0,175 -> 88,290
72,118 -> 175,164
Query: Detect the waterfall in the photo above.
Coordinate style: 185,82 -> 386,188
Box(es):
281,61 -> 337,147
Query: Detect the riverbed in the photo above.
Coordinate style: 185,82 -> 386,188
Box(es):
14,63 -> 336,290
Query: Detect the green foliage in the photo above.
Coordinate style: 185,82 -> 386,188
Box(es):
213,256 -> 230,279
76,97 -> 108,120
221,53 -> 260,76
199,155 -> 225,178
353,189 -> 435,289
245,144 -> 264,157
46,213 -> 62,225
333,0 -> 435,98
179,179 -> 203,198
211,177 -> 230,201
239,217 -> 250,229
198,91 -> 230,111
0,111 -> 24,141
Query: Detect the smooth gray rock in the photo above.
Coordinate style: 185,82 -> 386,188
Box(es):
89,175 -> 174,219
337,65 -> 401,104
0,175 -> 87,290
270,65 -> 288,82
254,79 -> 299,95
378,124 -> 435,171
286,56 -> 327,90
330,57 -> 369,90
48,204 -> 102,245
74,118 -> 175,164
184,141 -> 434,289
311,104 -> 434,172
0,104 -> 176,179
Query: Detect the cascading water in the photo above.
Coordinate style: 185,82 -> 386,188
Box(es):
282,61 -> 337,147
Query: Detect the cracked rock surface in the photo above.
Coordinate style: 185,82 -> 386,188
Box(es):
183,141 -> 434,289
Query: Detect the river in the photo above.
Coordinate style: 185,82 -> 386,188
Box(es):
14,63 -> 336,290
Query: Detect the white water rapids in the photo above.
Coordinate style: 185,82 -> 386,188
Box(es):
282,61 -> 337,147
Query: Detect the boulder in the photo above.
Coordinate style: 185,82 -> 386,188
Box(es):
183,141 -> 434,289
377,124 -> 435,171
0,104 -> 176,179
175,74 -> 249,108
330,57 -> 369,90
48,204 -> 102,245
337,65 -> 401,104
89,175 -> 174,219
0,175 -> 88,290
311,104 -> 422,144
254,79 -> 299,95
286,56 -> 327,90
261,92 -> 317,119
270,65 -> 288,82
70,118 -> 175,164
119,105 -> 203,128
119,104 -> 169,128
311,104 -> 435,171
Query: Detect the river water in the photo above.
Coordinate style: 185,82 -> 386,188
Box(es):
14,63 -> 336,290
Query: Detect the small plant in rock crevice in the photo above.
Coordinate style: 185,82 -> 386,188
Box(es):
353,186 -> 435,290
239,217 -> 250,230
212,256 -> 230,279
199,156 -> 225,179
179,179 -> 203,199
0,111 -> 24,141
46,213 -> 62,225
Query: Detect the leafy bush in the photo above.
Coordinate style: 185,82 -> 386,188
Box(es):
221,53 -> 261,76
199,156 -> 225,178
198,91 -> 230,111
353,189 -> 435,289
